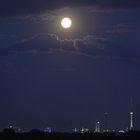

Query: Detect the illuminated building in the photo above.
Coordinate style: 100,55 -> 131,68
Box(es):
95,121 -> 101,133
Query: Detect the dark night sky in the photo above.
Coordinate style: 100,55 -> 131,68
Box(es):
0,0 -> 140,131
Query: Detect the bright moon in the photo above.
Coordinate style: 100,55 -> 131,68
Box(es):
61,17 -> 72,29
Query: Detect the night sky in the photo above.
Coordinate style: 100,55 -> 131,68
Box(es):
0,0 -> 140,131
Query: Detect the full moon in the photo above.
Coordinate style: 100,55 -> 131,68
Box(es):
61,17 -> 72,29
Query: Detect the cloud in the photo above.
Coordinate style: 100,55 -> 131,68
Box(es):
0,32 -> 139,62
0,2 -> 139,61
0,0 -> 140,17
0,33 -> 105,58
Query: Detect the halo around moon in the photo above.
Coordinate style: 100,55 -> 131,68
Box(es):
61,17 -> 72,29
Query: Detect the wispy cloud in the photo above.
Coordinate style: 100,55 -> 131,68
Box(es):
0,31 -> 138,62
0,4 -> 139,62
0,0 -> 140,17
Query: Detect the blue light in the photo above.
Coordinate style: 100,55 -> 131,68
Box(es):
44,127 -> 52,133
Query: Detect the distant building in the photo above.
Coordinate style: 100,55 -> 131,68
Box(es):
72,128 -> 78,133
104,112 -> 109,132
44,127 -> 52,133
118,130 -> 125,133
129,97 -> 134,131
81,128 -> 89,133
94,122 -> 101,133
129,111 -> 134,130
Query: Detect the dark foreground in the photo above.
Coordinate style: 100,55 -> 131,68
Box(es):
1,129 -> 140,140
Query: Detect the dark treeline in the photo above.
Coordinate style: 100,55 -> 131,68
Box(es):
0,128 -> 140,140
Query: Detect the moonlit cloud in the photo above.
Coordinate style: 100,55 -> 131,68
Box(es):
0,3 -> 140,61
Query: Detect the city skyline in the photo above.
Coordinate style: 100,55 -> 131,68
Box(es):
0,103 -> 136,132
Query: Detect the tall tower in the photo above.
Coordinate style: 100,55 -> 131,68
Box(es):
129,112 -> 133,130
129,97 -> 134,131
95,122 -> 101,133
104,112 -> 109,132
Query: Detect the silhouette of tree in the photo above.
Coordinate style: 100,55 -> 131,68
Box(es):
2,128 -> 15,135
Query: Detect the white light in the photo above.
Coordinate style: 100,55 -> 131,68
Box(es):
130,112 -> 133,115
61,17 -> 72,29
119,130 -> 125,133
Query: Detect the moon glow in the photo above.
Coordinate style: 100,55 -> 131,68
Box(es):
61,17 -> 72,29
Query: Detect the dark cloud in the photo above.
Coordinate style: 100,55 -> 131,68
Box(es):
1,33 -> 139,61
0,1 -> 139,60
0,0 -> 140,17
